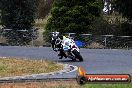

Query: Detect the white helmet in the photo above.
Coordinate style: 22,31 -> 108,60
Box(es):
51,31 -> 60,39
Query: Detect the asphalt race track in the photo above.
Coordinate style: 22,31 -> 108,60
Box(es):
0,46 -> 132,77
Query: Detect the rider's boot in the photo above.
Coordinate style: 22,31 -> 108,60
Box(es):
59,56 -> 63,59
58,53 -> 61,56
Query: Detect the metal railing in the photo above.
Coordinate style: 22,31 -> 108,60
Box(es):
0,28 -> 39,46
0,31 -> 132,49
65,33 -> 132,49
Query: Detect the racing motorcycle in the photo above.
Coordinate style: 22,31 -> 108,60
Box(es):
61,38 -> 83,62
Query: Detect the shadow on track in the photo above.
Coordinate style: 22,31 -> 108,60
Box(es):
56,59 -> 81,63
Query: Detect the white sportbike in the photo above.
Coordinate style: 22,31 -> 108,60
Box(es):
61,38 -> 83,62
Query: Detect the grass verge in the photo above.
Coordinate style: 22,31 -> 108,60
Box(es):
0,81 -> 132,88
0,58 -> 63,77
82,83 -> 132,88
0,81 -> 80,88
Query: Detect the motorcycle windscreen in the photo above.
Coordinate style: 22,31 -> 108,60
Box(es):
63,45 -> 70,51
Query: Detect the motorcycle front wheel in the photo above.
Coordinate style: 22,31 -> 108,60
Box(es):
72,50 -> 83,62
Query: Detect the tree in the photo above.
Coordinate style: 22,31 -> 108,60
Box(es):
45,0 -> 103,34
36,0 -> 54,19
113,0 -> 132,36
1,0 -> 37,45
114,0 -> 132,21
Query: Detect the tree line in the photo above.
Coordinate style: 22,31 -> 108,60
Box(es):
0,0 -> 132,45
45,0 -> 132,36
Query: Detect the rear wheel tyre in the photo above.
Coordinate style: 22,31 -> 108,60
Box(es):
72,50 -> 83,62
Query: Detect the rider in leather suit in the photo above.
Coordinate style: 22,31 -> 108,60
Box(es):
51,32 -> 65,59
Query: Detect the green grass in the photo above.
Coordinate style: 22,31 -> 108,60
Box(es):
0,58 -> 63,77
82,83 -> 132,88
0,81 -> 80,88
0,81 -> 131,88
